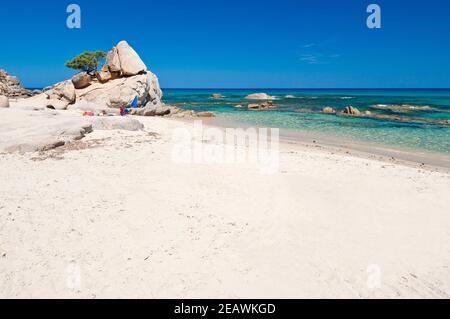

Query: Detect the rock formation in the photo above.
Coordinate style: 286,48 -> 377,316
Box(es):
247,101 -> 276,110
72,40 -> 162,111
0,69 -> 33,98
245,93 -> 276,100
342,106 -> 361,116
72,74 -> 92,89
115,41 -> 147,76
1,40 -> 216,153
130,103 -> 171,117
322,107 -> 335,114
15,41 -> 164,115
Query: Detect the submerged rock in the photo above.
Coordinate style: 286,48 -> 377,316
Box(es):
248,101 -> 276,110
370,104 -> 434,112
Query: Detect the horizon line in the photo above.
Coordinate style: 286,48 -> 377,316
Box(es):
161,87 -> 450,90
24,87 -> 450,90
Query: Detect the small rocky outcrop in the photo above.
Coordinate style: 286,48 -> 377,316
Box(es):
246,93 -> 276,100
322,107 -> 335,114
130,103 -> 171,117
211,93 -> 224,99
45,81 -> 76,104
0,69 -> 33,98
342,106 -> 361,116
248,101 -> 276,110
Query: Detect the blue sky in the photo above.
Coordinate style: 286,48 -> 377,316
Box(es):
1,0 -> 450,88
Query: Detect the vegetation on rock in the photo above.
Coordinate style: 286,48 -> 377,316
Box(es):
65,51 -> 107,75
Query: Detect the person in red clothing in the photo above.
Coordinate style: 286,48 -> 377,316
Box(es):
120,106 -> 130,116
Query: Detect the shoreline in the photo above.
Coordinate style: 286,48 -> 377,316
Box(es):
205,115 -> 450,173
190,115 -> 450,173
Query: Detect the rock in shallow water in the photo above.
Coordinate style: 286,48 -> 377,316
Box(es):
322,107 -> 335,114
247,101 -> 276,110
245,93 -> 276,100
342,106 -> 361,116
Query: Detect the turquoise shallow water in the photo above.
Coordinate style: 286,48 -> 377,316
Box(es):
163,89 -> 450,155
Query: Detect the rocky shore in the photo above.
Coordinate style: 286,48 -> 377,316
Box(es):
0,40 -> 216,154
0,69 -> 35,98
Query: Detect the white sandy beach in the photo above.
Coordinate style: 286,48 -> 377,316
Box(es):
1,115 -> 449,299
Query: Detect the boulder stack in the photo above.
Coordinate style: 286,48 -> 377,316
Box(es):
74,41 -> 162,112
10,40 -> 166,117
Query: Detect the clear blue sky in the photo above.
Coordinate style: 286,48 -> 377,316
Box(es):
1,0 -> 450,88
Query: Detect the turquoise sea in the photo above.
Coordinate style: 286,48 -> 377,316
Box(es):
163,89 -> 450,156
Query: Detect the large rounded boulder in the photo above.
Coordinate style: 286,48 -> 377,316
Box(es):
115,41 -> 147,76
72,73 -> 92,89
